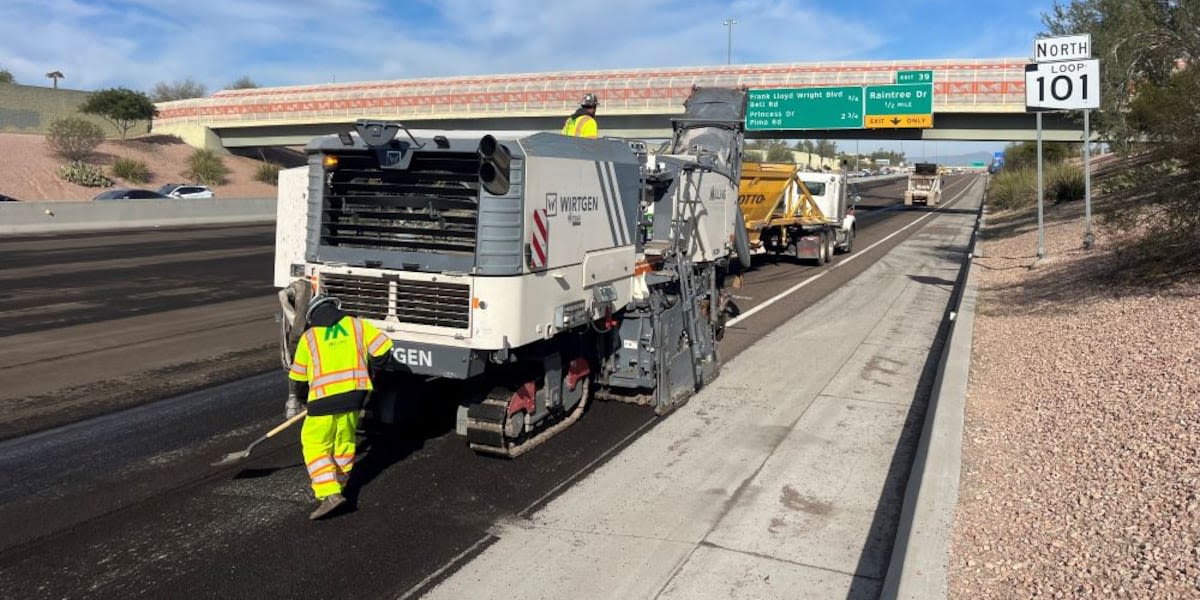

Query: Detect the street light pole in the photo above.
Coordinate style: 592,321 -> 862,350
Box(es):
723,18 -> 737,64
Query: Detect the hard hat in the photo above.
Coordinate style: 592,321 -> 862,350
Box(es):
305,294 -> 341,322
581,93 -> 599,108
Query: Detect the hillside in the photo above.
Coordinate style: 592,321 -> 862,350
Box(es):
0,133 -> 278,201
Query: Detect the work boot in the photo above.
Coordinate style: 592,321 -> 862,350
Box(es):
309,493 -> 347,520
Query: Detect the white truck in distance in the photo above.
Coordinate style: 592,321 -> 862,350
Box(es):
904,162 -> 942,207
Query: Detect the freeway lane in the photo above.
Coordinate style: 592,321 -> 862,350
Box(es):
0,224 -> 275,336
0,175 -> 977,599
0,223 -> 278,440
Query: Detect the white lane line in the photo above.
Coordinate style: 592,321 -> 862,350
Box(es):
727,176 -> 979,328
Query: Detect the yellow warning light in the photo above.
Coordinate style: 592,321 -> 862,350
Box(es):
322,155 -> 339,169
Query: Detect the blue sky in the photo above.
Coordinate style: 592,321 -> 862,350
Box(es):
0,0 -> 1056,159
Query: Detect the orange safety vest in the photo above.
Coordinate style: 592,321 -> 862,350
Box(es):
562,114 -> 598,138
288,316 -> 393,402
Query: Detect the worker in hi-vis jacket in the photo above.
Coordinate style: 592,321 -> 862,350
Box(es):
286,294 -> 393,520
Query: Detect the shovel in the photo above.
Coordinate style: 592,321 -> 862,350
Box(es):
210,409 -> 307,467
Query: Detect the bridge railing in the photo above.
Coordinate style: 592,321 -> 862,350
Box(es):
155,59 -> 1028,127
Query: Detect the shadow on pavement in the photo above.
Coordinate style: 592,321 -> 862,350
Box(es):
845,199 -> 980,600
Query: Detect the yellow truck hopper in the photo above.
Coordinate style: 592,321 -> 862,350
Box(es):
738,162 -> 833,251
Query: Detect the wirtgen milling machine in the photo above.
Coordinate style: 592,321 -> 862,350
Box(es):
274,87 -> 753,457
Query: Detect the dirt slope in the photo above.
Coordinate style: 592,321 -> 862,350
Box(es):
0,132 -> 278,201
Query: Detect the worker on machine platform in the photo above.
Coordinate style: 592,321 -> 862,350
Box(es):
286,294 -> 394,520
562,93 -> 599,138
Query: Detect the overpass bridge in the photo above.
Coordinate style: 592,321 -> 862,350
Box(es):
153,58 -> 1090,150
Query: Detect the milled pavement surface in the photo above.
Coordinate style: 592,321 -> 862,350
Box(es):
417,178 -> 985,599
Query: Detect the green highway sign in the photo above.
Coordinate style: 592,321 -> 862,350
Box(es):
864,83 -> 934,129
896,70 -> 933,84
865,83 -> 933,114
745,87 -> 863,131
971,161 -> 986,167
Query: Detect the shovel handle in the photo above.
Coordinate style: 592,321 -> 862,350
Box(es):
266,409 -> 307,439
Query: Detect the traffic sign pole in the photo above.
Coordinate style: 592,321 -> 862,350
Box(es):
1083,109 -> 1094,250
1036,112 -> 1045,260
1027,33 -> 1101,260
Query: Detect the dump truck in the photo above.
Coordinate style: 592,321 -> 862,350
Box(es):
273,87 -> 752,458
737,163 -> 858,264
904,162 -> 941,207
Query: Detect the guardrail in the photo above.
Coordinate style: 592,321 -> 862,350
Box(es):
0,197 -> 277,235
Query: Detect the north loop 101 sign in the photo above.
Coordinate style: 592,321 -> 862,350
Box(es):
1025,59 -> 1100,110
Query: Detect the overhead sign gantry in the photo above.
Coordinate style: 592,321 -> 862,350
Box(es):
745,70 -> 935,132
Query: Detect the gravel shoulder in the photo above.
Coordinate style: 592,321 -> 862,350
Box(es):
949,195 -> 1200,598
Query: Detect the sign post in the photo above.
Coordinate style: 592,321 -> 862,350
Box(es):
1036,112 -> 1045,259
1083,109 -> 1093,249
1026,33 -> 1099,259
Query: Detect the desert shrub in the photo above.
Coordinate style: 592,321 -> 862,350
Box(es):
1047,162 -> 1085,204
112,156 -> 150,183
254,162 -> 281,185
59,161 -> 114,187
184,149 -> 229,186
987,163 -> 1086,210
46,117 -> 105,161
987,167 -> 1036,210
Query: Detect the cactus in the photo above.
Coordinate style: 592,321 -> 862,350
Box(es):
59,161 -> 114,188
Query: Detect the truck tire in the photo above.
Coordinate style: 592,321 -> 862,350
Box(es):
818,231 -> 830,265
733,209 -> 752,270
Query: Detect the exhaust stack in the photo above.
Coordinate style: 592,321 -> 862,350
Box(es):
478,135 -> 511,196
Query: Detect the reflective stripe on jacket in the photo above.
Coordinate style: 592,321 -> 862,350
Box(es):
287,316 -> 394,403
562,114 -> 597,138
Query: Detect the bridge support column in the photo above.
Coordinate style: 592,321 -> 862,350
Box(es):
149,123 -> 230,154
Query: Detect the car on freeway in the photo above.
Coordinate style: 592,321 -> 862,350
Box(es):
93,188 -> 170,200
157,183 -> 215,199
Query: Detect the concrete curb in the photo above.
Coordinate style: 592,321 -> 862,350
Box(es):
0,197 -> 276,235
879,182 -> 985,599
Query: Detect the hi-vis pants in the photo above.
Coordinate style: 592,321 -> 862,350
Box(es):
301,412 -> 358,499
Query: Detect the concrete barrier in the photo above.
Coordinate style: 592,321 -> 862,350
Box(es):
0,197 -> 277,235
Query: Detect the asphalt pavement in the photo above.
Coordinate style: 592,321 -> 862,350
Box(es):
0,223 -> 278,439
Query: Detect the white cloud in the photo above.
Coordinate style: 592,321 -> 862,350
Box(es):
0,0 -> 891,91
